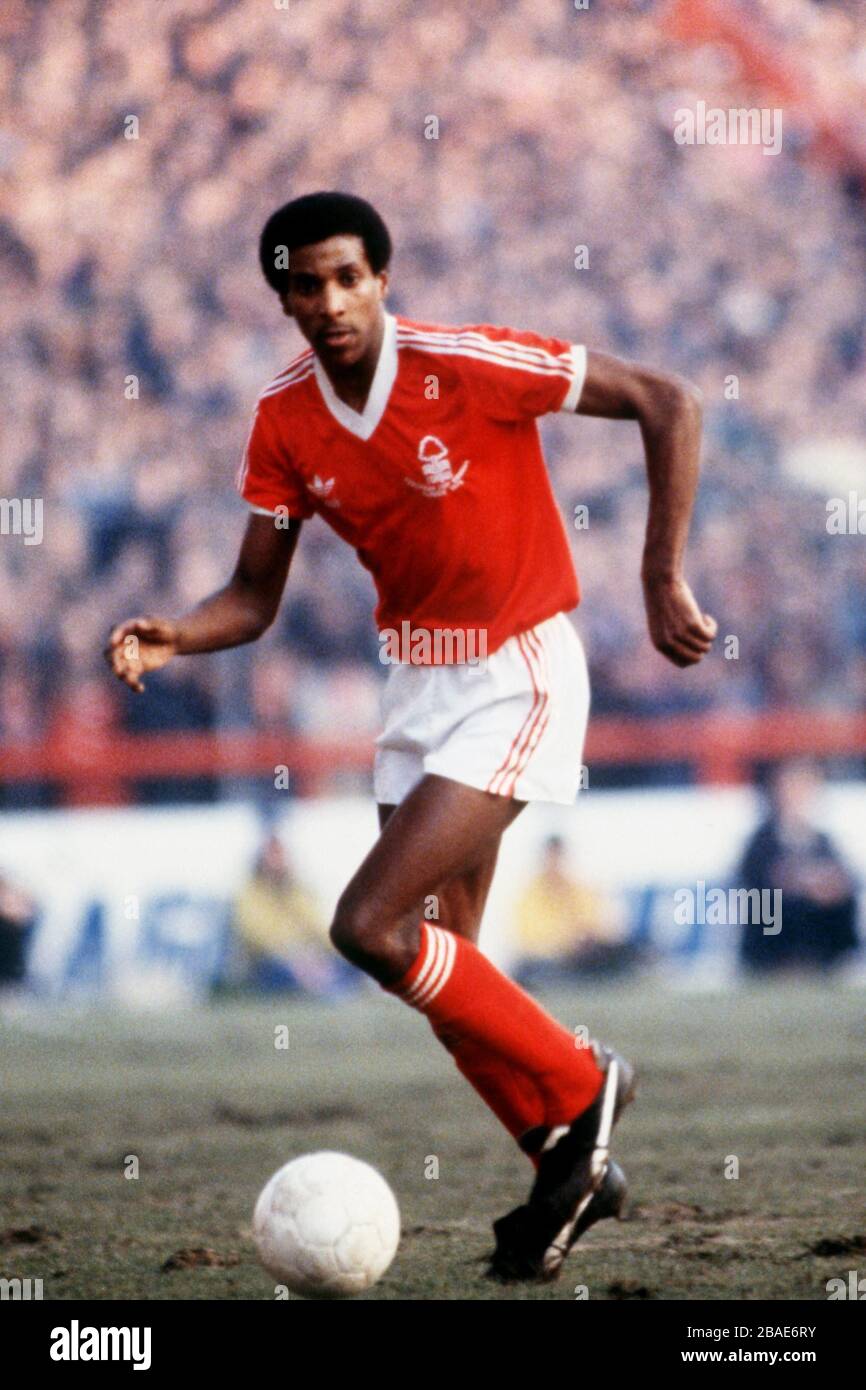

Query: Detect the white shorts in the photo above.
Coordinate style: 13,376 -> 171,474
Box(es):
373,612 -> 590,807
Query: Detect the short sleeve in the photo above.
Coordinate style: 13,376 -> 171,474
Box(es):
236,400 -> 314,519
455,324 -> 587,421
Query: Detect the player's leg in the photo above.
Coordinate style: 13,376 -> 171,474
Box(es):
332,773 -> 632,1281
331,774 -> 522,979
331,773 -> 607,1146
356,618 -> 634,1280
376,801 -> 503,943
374,799 -> 542,1146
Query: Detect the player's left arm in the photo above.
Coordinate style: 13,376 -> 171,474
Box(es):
575,349 -> 717,669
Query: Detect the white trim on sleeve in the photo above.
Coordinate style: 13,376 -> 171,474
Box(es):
560,344 -> 588,413
248,503 -> 278,516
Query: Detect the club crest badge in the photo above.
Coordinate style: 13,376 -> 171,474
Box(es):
405,436 -> 470,498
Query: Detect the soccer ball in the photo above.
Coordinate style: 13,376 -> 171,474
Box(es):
253,1152 -> 401,1298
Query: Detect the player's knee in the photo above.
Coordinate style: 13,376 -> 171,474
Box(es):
329,891 -> 371,959
329,893 -> 409,979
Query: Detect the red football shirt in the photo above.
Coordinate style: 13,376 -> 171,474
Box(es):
237,313 -> 586,660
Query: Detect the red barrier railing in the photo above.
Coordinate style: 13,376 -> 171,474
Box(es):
2,711 -> 864,805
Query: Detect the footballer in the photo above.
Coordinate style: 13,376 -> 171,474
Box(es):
106,191 -> 717,1282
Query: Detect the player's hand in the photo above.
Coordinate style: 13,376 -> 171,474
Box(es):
104,616 -> 179,693
642,575 -> 717,668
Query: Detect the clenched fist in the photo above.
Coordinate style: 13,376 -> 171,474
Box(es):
642,575 -> 717,668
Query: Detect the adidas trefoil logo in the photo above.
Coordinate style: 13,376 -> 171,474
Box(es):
308,475 -> 340,508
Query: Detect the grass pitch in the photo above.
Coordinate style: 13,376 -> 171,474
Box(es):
1,978 -> 864,1301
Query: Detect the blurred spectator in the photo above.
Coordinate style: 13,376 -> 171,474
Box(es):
0,871 -> 38,990
737,761 -> 859,973
230,832 -> 352,995
512,835 -> 636,985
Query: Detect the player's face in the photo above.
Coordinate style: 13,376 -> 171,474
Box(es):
282,235 -> 388,369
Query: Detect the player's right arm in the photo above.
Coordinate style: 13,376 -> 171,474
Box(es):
105,514 -> 302,693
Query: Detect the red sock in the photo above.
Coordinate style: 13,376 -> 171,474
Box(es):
389,923 -> 603,1151
429,1026 -> 544,1147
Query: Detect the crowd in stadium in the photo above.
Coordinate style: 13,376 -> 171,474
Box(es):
2,0 -> 866,803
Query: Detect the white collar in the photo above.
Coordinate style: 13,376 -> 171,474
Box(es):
313,310 -> 397,441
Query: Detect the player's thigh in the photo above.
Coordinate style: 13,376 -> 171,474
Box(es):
435,839 -> 502,944
378,801 -> 504,943
340,773 -> 522,931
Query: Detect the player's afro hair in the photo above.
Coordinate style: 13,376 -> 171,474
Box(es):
259,191 -> 392,294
